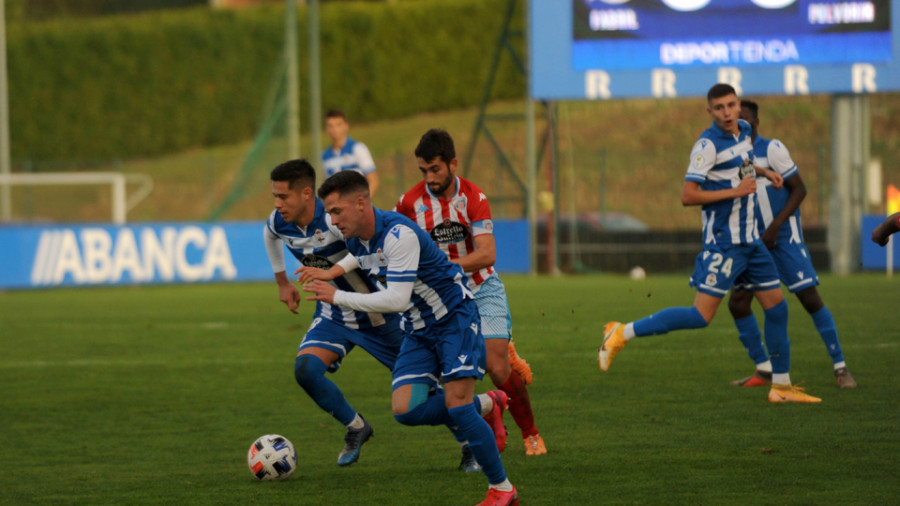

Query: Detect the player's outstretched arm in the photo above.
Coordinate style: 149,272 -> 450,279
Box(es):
872,212 -> 900,246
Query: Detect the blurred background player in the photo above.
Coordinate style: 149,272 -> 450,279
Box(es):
872,212 -> 900,245
301,171 -> 518,506
598,83 -> 821,403
322,109 -> 380,196
728,100 -> 856,389
264,159 -> 493,469
395,128 -> 545,457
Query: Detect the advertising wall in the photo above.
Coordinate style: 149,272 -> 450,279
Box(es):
0,221 -> 531,290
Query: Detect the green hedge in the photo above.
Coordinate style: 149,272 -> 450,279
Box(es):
8,0 -> 525,163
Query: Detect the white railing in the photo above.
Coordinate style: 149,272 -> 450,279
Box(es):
0,172 -> 153,225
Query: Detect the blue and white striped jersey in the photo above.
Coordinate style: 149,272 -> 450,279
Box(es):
343,208 -> 473,331
264,199 -> 390,330
321,137 -> 376,178
750,136 -> 802,242
685,119 -> 759,247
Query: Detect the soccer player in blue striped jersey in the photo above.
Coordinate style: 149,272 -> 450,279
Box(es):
322,109 -> 380,196
728,100 -> 857,389
598,83 -> 821,403
265,159 -> 403,467
300,171 -> 518,506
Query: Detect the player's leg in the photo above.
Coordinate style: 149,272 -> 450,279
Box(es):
440,304 -> 516,505
746,243 -> 820,403
599,247 -> 732,371
774,238 -> 857,389
293,319 -> 379,465
478,276 -> 543,456
727,286 -> 773,386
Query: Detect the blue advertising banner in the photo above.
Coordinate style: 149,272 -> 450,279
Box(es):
0,221 -> 531,290
861,214 -> 900,269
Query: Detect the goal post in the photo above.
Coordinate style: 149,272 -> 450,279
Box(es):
0,172 -> 153,225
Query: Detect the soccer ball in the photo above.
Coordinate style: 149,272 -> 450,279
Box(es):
247,434 -> 297,481
629,266 -> 647,280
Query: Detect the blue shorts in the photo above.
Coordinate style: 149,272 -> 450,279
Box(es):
766,239 -> 820,292
298,316 -> 403,373
391,299 -> 485,390
474,273 -> 513,340
690,241 -> 780,297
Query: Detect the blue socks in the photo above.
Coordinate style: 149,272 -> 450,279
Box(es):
734,315 -> 769,365
811,306 -> 844,364
294,354 -> 355,426
762,300 -> 791,374
633,306 -> 708,337
448,404 -> 506,485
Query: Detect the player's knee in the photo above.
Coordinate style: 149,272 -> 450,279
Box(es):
727,291 -> 752,319
392,383 -> 430,421
293,354 -> 326,387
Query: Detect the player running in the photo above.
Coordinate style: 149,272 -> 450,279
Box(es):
598,83 -> 821,403
395,129 -> 545,459
300,170 -> 518,506
264,159 -> 506,468
727,100 -> 856,389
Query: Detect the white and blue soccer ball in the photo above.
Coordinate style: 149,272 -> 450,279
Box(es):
247,434 -> 297,481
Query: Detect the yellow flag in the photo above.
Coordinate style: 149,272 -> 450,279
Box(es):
889,184 -> 900,215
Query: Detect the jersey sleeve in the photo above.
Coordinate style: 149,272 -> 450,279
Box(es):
766,139 -> 798,180
353,142 -> 376,175
685,138 -> 716,183
331,224 -> 418,313
263,225 -> 286,273
394,191 -> 413,217
465,185 -> 493,237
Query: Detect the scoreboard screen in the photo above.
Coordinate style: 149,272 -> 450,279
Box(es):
572,0 -> 890,70
531,0 -> 900,99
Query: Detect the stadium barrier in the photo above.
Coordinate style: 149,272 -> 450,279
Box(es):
0,220 -> 531,290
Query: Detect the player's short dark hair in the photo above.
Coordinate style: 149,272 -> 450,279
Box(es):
707,83 -> 737,102
318,170 -> 369,201
325,109 -> 346,121
741,100 -> 759,119
270,159 -> 316,190
414,128 -> 456,164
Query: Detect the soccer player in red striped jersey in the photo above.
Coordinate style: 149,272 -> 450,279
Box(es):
395,129 -> 546,458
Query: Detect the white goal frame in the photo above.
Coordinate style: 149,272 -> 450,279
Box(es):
0,172 -> 153,225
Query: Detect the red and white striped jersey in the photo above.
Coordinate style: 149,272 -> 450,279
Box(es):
395,176 -> 494,291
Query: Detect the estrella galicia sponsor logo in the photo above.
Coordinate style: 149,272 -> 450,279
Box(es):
300,254 -> 334,269
429,220 -> 469,244
29,226 -> 237,286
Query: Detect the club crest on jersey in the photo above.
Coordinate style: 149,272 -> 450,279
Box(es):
705,273 -> 717,286
693,154 -> 705,169
454,197 -> 467,212
376,248 -> 387,266
313,229 -> 326,243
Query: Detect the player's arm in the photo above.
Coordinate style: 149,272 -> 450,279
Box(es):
356,142 -> 379,195
761,174 -> 806,249
305,226 -> 418,312
263,225 -> 300,314
295,254 -> 356,284
454,233 -> 495,272
872,212 -> 900,246
755,166 -> 783,189
681,178 -> 756,206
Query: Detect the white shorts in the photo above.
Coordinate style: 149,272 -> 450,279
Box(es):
474,273 -> 513,340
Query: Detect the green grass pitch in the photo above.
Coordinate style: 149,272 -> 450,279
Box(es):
1,273 -> 898,505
